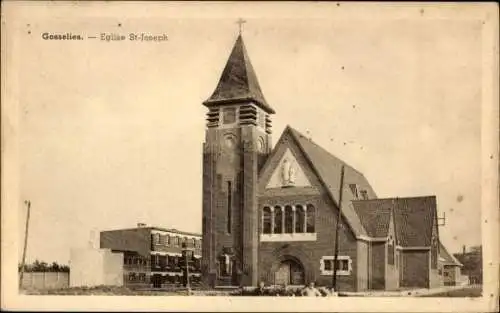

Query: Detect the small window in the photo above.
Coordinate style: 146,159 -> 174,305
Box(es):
218,254 -> 233,278
165,235 -> 170,245
306,204 -> 315,233
295,205 -> 305,233
152,233 -> 161,245
324,260 -> 333,271
274,206 -> 283,234
284,206 -> 294,233
320,256 -> 352,276
388,238 -> 395,265
262,207 -> 272,234
128,273 -> 137,281
444,272 -> 449,277
349,184 -> 358,198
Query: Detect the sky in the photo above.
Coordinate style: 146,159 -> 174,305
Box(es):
15,11 -> 483,264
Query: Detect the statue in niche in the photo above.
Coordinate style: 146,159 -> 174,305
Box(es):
281,159 -> 296,187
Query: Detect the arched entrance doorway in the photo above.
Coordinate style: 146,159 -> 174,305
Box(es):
274,258 -> 305,286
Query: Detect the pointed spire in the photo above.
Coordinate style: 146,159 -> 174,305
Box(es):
203,35 -> 275,114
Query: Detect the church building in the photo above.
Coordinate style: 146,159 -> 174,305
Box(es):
201,34 -> 448,291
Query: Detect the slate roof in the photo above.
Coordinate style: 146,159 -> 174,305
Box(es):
283,126 -> 379,237
439,241 -> 463,266
352,196 -> 438,247
203,35 -> 275,114
352,200 -> 392,238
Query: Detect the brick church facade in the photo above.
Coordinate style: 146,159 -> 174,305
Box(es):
201,34 -> 455,291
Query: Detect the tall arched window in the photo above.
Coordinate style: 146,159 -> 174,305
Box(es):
284,205 -> 294,233
295,205 -> 305,233
274,206 -> 283,234
388,235 -> 395,265
306,204 -> 315,233
262,207 -> 272,234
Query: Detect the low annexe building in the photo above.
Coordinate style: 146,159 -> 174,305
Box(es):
100,224 -> 202,288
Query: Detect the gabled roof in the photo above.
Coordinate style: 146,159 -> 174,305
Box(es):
271,126 -> 379,237
439,241 -> 463,267
352,196 -> 438,247
352,200 -> 392,238
203,35 -> 275,114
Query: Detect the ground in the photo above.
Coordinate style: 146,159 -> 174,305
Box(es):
421,285 -> 483,297
20,285 -> 483,297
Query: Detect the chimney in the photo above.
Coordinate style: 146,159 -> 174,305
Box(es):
137,223 -> 147,228
462,245 -> 466,254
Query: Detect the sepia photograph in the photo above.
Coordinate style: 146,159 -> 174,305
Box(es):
1,1 -> 498,312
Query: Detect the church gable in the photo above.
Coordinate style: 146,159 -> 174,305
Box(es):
258,128 -> 322,195
265,148 -> 312,189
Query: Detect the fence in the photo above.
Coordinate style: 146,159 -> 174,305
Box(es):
20,272 -> 69,289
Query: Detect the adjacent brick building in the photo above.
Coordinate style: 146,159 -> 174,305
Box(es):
100,224 -> 202,288
200,34 -> 457,291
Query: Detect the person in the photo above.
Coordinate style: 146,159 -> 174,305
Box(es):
301,282 -> 322,297
255,281 -> 267,296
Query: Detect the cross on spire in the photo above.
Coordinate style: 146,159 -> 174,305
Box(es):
236,18 -> 246,35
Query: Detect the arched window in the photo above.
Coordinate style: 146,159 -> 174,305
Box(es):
262,207 -> 272,234
274,206 -> 283,234
306,204 -> 315,233
284,205 -> 294,233
218,254 -> 232,277
431,236 -> 438,269
388,235 -> 395,265
295,205 -> 305,233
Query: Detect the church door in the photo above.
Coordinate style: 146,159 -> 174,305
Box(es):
275,259 -> 305,285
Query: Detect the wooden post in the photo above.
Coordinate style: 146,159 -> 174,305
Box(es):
19,200 -> 31,289
332,166 -> 345,291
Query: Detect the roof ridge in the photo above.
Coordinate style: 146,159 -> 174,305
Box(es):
286,126 -> 365,176
359,195 -> 436,201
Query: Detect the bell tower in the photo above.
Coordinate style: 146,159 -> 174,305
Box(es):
201,34 -> 275,287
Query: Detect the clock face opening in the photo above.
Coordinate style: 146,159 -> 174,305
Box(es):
257,137 -> 265,152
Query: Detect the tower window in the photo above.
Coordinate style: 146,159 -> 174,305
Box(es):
349,184 -> 358,198
227,181 -> 232,234
222,107 -> 236,124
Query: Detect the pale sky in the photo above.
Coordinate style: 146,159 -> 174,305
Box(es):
15,11 -> 483,264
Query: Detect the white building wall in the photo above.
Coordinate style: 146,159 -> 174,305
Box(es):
70,247 -> 123,287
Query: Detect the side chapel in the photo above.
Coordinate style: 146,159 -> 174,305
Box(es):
200,34 -> 447,291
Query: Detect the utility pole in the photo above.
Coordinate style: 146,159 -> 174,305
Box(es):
19,200 -> 31,289
332,166 -> 345,291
